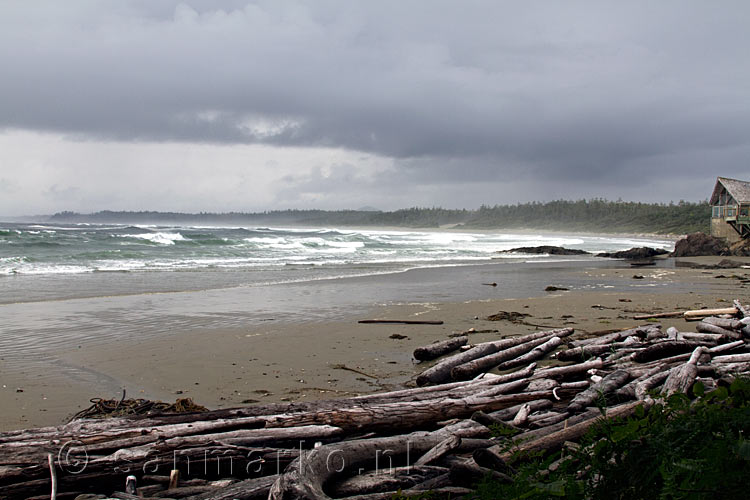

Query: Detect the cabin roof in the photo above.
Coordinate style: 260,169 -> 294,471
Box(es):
710,177 -> 750,205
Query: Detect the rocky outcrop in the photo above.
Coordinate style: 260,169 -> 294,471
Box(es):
500,246 -> 590,255
671,232 -> 730,257
729,239 -> 750,256
596,247 -> 669,260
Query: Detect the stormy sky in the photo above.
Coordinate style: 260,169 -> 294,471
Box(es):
1,1 -> 749,216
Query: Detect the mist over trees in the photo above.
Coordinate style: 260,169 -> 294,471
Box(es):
49,199 -> 710,235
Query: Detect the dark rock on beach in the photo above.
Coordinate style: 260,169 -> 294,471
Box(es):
500,246 -> 590,255
596,247 -> 669,259
671,232 -> 729,257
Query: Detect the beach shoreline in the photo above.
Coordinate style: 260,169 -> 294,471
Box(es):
1,256 -> 748,431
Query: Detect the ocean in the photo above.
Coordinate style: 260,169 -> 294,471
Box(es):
0,222 -> 676,368
0,222 -> 674,292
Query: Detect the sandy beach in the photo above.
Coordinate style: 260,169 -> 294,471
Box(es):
1,255 -> 748,431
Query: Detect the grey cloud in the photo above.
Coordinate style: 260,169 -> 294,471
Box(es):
1,0 -> 749,207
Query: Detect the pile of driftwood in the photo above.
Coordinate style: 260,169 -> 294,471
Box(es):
2,301 -> 750,500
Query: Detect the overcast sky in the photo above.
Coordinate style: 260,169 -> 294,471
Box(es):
1,1 -> 749,216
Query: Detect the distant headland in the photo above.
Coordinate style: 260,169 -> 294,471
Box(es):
46,199 -> 709,235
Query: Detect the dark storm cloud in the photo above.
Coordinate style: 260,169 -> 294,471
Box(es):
1,0 -> 749,202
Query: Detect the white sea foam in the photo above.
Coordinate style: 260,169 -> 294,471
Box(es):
1,223 -> 676,277
125,232 -> 186,245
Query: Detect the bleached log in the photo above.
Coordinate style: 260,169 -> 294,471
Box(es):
701,317 -> 743,330
416,329 -> 572,386
450,336 -> 552,380
675,331 -> 724,343
712,353 -> 750,363
449,460 -> 511,487
570,325 -> 656,348
526,378 -> 560,392
268,429 -> 477,500
567,370 -> 630,413
495,336 -> 563,371
498,400 -> 650,462
531,358 -> 604,380
328,465 -> 448,497
615,364 -> 665,401
628,340 -> 747,370
183,475 -> 279,500
528,412 -> 570,428
355,363 -> 535,403
556,344 -> 616,362
512,404 -> 531,427
661,347 -> 707,396
414,436 -> 461,466
486,399 -> 553,421
714,362 -> 750,375
635,370 -> 671,400
260,390 -> 556,433
695,321 -> 742,339
683,307 -> 738,320
470,411 -> 520,434
413,336 -> 468,361
632,341 -> 713,363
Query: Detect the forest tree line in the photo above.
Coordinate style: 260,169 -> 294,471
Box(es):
50,199 -> 710,235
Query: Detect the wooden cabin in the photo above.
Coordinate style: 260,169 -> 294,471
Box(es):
710,177 -> 750,242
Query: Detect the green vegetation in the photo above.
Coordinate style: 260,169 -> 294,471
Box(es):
472,378 -> 750,500
49,199 -> 710,235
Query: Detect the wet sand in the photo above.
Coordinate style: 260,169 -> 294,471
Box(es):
2,256 -> 749,431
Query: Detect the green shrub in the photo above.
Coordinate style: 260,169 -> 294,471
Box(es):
472,378 -> 750,500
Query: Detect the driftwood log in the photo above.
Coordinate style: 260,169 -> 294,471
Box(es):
413,336 -> 468,361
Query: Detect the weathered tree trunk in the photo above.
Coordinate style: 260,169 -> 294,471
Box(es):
495,337 -> 564,371
632,341 -> 713,363
674,331 -> 724,343
683,307 -> 738,320
416,329 -> 572,386
268,430 -> 460,499
635,370 -> 671,400
531,358 -> 604,380
556,343 -> 617,362
450,336 -> 552,380
327,465 -> 448,497
712,353 -> 750,364
413,435 -> 461,466
413,336 -> 468,361
567,370 -> 630,413
498,400 -> 650,462
182,475 -> 279,500
701,317 -> 743,330
569,325 -> 656,348
615,364 -> 665,400
695,321 -> 742,339
661,347 -> 706,396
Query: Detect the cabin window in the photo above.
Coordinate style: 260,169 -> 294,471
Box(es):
712,206 -> 722,217
726,207 -> 736,217
741,207 -> 749,217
